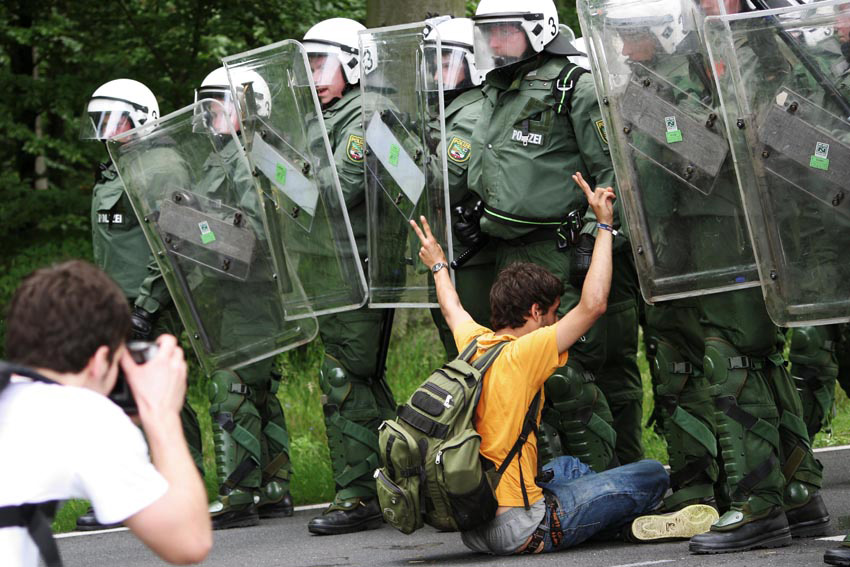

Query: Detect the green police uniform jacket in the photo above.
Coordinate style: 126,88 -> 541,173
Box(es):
468,54 -> 615,241
92,145 -> 184,312
323,88 -> 367,259
440,87 -> 495,267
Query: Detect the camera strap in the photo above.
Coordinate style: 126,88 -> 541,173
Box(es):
0,361 -> 58,394
0,501 -> 63,566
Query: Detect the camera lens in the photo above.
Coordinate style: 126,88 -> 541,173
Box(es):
127,341 -> 159,364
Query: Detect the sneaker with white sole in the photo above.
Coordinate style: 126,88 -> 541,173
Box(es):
630,504 -> 719,542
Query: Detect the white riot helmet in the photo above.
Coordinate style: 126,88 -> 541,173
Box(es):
605,0 -> 689,57
303,18 -> 366,86
81,79 -> 159,140
196,67 -> 271,118
423,18 -> 485,92
195,67 -> 271,135
472,0 -> 581,73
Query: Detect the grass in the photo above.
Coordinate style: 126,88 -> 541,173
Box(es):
48,311 -> 850,532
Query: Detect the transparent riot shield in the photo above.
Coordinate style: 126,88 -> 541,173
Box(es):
359,22 -> 453,307
578,0 -> 759,303
705,0 -> 850,326
222,40 -> 368,318
107,99 -> 318,374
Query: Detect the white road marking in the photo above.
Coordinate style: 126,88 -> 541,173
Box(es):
57,502 -> 332,538
818,536 -> 847,542
814,444 -> 850,454
56,527 -> 128,539
608,561 -> 676,567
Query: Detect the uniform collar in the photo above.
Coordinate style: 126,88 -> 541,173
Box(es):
323,87 -> 361,118
486,53 -> 550,91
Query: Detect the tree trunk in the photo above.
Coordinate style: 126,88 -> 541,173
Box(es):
366,0 -> 465,28
33,46 -> 48,190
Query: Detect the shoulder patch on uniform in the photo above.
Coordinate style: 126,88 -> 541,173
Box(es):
346,134 -> 365,163
447,137 -> 471,164
595,119 -> 609,146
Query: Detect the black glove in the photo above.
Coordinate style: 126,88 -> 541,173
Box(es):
569,234 -> 595,289
130,307 -> 157,341
453,202 -> 485,247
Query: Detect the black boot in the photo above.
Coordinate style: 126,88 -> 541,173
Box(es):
209,490 -> 260,530
825,537 -> 850,566
786,492 -> 830,538
689,506 -> 791,554
258,491 -> 294,519
75,507 -> 122,531
307,497 -> 382,535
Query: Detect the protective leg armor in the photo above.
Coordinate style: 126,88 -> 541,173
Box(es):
208,368 -> 262,514
255,371 -> 294,515
543,363 -> 617,472
765,360 -> 824,504
704,337 -> 784,524
649,336 -> 718,510
180,403 -> 205,476
788,326 -> 839,440
596,297 -> 644,465
320,356 -> 396,505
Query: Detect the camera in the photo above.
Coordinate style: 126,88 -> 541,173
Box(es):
109,341 -> 159,414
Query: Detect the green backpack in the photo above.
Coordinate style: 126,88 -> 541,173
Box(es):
374,338 -> 542,534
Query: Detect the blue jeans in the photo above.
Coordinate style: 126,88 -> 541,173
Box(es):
536,457 -> 669,552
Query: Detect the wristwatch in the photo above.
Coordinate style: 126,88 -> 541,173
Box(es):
431,262 -> 448,274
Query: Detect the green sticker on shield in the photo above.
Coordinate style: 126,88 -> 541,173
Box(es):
275,163 -> 287,185
666,130 -> 683,143
664,116 -> 682,144
389,144 -> 400,166
198,221 -> 216,244
811,142 -> 830,171
810,156 -> 830,171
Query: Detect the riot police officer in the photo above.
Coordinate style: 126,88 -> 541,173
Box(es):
194,68 -> 297,529
468,0 -> 643,471
302,18 -> 398,535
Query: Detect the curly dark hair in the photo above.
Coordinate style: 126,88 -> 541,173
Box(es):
489,262 -> 563,330
5,260 -> 130,373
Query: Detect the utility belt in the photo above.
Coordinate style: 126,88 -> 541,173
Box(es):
482,203 -> 585,252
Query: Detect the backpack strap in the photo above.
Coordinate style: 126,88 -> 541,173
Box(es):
0,501 -> 63,567
458,338 -> 480,363
495,389 -> 543,510
471,341 -> 509,373
552,62 -> 588,115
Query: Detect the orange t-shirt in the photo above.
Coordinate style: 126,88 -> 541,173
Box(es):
453,319 -> 568,508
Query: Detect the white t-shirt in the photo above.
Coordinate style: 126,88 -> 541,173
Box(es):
0,378 -> 168,567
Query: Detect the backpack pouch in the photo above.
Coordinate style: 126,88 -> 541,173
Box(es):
376,420 -> 424,534
436,429 -> 499,531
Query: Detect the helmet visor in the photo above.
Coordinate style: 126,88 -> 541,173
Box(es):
473,20 -> 534,73
423,46 -> 474,92
193,91 -> 239,135
306,51 -> 345,87
80,98 -> 136,140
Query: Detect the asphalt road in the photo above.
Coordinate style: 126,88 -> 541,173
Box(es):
55,446 -> 850,567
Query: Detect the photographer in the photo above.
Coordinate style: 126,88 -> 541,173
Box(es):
0,260 -> 211,566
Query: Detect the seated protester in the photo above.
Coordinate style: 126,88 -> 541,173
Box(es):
0,260 -> 211,566
410,173 -> 671,555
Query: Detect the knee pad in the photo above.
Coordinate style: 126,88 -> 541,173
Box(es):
545,366 -> 616,471
209,369 -> 250,415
